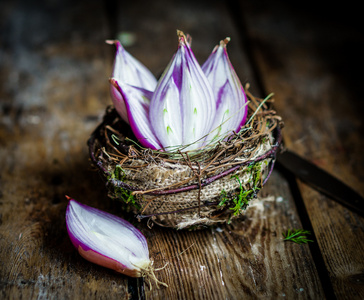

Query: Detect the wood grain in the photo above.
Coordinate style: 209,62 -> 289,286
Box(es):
1,0 -> 360,299
240,0 -> 364,298
115,0 -> 324,298
0,0 -> 129,299
140,170 -> 323,299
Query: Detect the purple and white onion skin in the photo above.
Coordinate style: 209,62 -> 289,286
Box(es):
149,30 -> 216,151
202,38 -> 248,140
66,198 -> 150,278
108,30 -> 248,152
106,40 -> 157,125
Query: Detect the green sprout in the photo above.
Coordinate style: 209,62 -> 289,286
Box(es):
229,175 -> 253,216
218,162 -> 263,216
218,189 -> 229,208
108,165 -> 140,209
282,229 -> 314,244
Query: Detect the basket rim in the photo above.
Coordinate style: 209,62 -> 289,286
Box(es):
87,108 -> 283,196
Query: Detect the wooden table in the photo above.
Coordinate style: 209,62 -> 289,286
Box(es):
1,0 -> 363,299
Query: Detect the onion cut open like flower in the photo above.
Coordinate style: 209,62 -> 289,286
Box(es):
107,30 -> 248,152
65,198 -> 167,287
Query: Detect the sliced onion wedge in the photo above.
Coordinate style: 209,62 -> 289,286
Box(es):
107,40 -> 157,124
202,38 -> 248,142
110,78 -> 162,150
65,198 -> 167,287
149,30 -> 216,151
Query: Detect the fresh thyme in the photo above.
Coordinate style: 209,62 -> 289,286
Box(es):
282,229 -> 313,244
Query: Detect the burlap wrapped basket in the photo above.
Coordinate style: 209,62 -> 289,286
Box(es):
88,88 -> 283,229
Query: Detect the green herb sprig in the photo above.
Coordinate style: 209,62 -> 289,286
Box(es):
282,229 -> 313,244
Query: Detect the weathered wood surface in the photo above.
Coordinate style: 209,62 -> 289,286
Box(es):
241,1 -> 364,299
0,0 -> 362,299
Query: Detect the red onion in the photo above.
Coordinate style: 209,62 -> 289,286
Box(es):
65,198 -> 167,287
108,30 -> 248,152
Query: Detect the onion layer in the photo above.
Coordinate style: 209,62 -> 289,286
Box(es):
65,197 -> 167,288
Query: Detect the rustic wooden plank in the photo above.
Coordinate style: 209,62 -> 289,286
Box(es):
112,0 -> 325,298
0,0 -> 330,299
240,0 -> 364,298
0,0 -> 131,299
140,170 -> 324,299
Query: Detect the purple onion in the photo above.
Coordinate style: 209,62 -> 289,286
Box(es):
202,38 -> 248,140
66,198 -> 150,278
149,30 -> 216,151
106,40 -> 157,125
107,31 -> 248,152
109,79 -> 162,150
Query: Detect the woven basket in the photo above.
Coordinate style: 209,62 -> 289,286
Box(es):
88,89 -> 283,229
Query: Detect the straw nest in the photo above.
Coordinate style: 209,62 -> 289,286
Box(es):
88,86 -> 283,229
